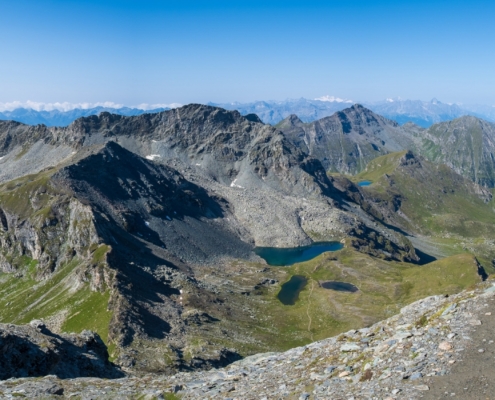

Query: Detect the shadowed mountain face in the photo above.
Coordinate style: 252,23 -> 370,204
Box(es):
53,142 -> 253,265
276,104 -> 420,175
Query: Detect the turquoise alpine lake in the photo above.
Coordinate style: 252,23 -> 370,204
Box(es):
357,180 -> 372,187
320,281 -> 358,292
254,242 -> 343,266
277,275 -> 308,305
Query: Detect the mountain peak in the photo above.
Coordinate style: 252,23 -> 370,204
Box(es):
243,113 -> 263,124
275,114 -> 304,130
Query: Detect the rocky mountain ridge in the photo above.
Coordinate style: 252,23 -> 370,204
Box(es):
416,116 -> 495,187
214,98 -> 495,127
0,106 -> 168,127
276,104 -> 420,175
276,105 -> 495,188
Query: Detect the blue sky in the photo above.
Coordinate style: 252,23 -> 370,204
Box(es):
1,0 -> 494,106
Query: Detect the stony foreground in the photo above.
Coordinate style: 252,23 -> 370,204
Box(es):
1,282 -> 495,399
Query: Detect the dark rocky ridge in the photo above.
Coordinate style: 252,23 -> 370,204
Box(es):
276,106 -> 495,189
0,321 -> 122,380
276,104 -> 420,175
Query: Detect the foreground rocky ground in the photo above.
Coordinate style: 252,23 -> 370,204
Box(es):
1,280 -> 494,399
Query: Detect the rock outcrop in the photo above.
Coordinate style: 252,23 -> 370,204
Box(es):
417,116 -> 495,187
0,321 -> 122,380
277,104 -> 419,175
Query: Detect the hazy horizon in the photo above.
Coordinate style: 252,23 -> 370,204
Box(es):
0,96 -> 494,113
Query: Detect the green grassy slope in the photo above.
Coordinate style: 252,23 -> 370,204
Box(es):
353,151 -> 495,271
0,170 -> 114,344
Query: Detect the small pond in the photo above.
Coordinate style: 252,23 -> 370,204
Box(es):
277,275 -> 308,305
357,180 -> 372,187
254,242 -> 343,266
320,281 -> 358,292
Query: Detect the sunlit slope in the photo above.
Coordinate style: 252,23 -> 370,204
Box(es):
354,151 -> 495,269
244,249 -> 484,350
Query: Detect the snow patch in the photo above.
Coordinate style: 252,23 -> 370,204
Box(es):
145,154 -> 161,160
230,178 -> 244,189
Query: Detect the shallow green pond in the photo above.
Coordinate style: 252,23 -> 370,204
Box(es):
277,275 -> 308,305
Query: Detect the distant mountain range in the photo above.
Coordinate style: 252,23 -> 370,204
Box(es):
213,98 -> 495,127
0,106 -> 168,127
1,98 -> 495,128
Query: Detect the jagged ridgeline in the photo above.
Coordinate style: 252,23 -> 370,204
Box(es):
276,104 -> 495,188
0,104 -> 491,376
276,104 -> 420,174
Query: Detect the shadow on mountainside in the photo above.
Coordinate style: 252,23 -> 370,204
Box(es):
0,325 -> 124,380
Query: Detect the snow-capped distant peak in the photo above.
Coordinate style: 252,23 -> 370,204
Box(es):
314,95 -> 353,103
386,98 -> 394,103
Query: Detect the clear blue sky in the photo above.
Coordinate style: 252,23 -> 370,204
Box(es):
1,0 -> 494,105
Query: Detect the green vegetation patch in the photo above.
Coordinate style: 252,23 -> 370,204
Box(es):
0,258 -> 113,343
62,289 -> 112,341
354,151 -> 495,266
353,151 -> 407,184
0,170 -> 57,218
209,248 -> 484,356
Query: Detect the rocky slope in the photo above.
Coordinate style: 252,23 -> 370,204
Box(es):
276,105 -> 420,175
1,280 -> 493,399
416,116 -> 495,187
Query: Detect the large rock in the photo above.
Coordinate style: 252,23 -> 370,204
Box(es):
0,322 -> 123,380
